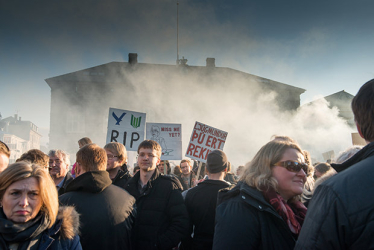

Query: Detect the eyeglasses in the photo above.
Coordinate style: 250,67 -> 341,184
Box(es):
273,160 -> 308,173
49,159 -> 62,165
138,153 -> 157,158
107,155 -> 118,160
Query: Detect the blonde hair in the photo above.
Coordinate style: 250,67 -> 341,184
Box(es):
76,144 -> 107,172
78,137 -> 92,147
104,142 -> 127,164
0,162 -> 58,228
240,140 -> 311,201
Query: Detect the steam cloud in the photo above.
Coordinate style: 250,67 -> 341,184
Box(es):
70,63 -> 356,168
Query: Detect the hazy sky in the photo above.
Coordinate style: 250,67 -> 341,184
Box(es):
1,0 -> 373,135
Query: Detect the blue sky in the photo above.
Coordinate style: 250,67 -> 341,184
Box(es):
1,0 -> 374,130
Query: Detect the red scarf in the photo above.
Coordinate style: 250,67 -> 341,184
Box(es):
262,187 -> 307,235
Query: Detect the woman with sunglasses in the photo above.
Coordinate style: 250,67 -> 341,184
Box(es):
213,140 -> 311,250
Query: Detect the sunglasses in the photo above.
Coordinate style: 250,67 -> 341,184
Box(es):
273,160 -> 308,173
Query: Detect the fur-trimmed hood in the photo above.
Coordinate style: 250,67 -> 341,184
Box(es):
55,206 -> 80,240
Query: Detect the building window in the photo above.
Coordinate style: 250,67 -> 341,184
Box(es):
3,137 -> 11,144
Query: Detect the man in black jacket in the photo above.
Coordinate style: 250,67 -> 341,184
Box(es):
104,142 -> 132,188
59,143 -> 135,250
182,149 -> 232,250
125,140 -> 189,250
295,79 -> 374,249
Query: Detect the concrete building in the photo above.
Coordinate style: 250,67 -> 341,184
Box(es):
45,53 -> 306,156
0,114 -> 42,163
307,90 -> 355,127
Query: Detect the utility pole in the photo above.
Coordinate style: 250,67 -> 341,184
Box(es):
176,1 -> 179,65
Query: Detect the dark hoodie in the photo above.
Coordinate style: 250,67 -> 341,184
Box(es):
59,171 -> 136,250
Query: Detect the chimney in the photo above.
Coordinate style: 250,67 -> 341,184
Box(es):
206,58 -> 215,67
19,117 -> 21,121
128,53 -> 138,65
14,114 -> 18,120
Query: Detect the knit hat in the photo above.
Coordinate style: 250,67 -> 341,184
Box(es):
206,149 -> 229,173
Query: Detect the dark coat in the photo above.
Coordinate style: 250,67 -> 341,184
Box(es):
59,171 -> 136,250
125,169 -> 189,250
182,179 -> 231,250
213,182 -> 297,250
112,164 -> 133,189
58,171 -> 74,196
295,141 -> 374,249
38,206 -> 81,250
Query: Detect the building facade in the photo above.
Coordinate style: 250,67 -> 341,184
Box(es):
0,114 -> 42,163
46,54 -> 306,156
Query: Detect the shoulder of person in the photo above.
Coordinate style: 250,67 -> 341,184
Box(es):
160,174 -> 183,190
217,182 -> 240,206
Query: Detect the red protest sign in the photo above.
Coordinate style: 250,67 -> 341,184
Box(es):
185,121 -> 228,163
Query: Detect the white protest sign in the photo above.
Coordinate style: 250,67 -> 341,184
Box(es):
146,123 -> 182,160
106,108 -> 146,151
185,121 -> 228,163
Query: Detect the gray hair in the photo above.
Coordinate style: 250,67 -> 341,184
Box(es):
335,145 -> 363,164
48,149 -> 71,166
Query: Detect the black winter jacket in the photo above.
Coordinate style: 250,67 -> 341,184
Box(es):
182,179 -> 231,250
213,182 -> 297,250
59,171 -> 136,250
112,164 -> 133,189
295,141 -> 374,249
125,169 -> 189,250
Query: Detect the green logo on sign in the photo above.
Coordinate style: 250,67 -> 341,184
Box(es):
131,115 -> 141,128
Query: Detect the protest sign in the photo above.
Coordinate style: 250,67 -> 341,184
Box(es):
185,121 -> 228,163
322,150 -> 335,162
106,108 -> 146,151
146,123 -> 182,160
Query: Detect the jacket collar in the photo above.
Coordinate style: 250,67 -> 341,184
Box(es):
332,141 -> 374,172
65,171 -> 112,193
197,179 -> 231,187
112,164 -> 130,182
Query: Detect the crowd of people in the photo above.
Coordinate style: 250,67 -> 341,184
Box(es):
0,78 -> 373,249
